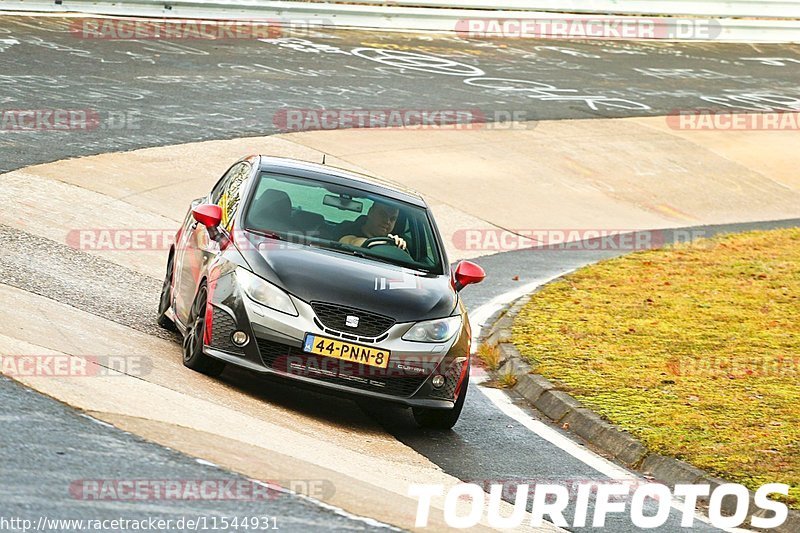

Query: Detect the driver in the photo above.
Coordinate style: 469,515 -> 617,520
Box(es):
339,201 -> 407,250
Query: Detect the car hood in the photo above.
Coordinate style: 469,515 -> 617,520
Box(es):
238,236 -> 456,323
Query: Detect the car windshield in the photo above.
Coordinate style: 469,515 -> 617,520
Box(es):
242,171 -> 444,274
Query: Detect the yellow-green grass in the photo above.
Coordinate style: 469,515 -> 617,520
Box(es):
476,342 -> 502,372
512,228 -> 800,508
497,367 -> 519,389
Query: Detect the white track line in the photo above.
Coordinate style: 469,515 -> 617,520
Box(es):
250,480 -> 402,531
469,277 -> 747,532
468,271 -> 575,344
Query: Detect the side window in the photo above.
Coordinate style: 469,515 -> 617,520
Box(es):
406,216 -> 423,261
218,162 -> 250,232
209,165 -> 237,204
408,213 -> 437,267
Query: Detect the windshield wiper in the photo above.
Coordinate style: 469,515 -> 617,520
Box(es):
247,228 -> 285,241
317,240 -> 368,258
314,240 -> 435,272
333,244 -> 433,271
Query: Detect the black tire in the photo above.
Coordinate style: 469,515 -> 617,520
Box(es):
157,252 -> 177,331
412,370 -> 469,430
182,283 -> 226,377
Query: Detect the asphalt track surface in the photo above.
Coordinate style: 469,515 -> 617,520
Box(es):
2,16 -> 800,173
2,15 -> 800,532
0,376 -> 376,531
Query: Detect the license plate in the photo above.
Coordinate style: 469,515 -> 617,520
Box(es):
303,334 -> 390,369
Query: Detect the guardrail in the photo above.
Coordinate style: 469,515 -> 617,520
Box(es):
2,0 -> 800,42
326,0 -> 800,19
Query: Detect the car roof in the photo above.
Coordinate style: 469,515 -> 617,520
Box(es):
256,156 -> 427,208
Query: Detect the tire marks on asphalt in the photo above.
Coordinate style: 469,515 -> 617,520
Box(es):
0,224 -> 170,340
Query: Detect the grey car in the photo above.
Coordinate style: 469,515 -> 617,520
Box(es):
158,156 -> 486,429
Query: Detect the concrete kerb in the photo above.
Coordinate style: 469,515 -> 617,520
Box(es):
477,287 -> 800,532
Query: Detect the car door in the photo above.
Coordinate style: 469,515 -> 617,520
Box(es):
173,162 -> 250,325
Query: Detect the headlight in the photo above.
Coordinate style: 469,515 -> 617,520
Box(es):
402,315 -> 462,343
236,267 -> 298,316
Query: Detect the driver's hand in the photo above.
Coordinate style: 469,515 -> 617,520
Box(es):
388,234 -> 407,250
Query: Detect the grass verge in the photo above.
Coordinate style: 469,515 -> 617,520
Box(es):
512,228 -> 800,508
476,342 -> 501,372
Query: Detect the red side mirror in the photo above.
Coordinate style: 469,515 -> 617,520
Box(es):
192,204 -> 222,228
453,261 -> 485,291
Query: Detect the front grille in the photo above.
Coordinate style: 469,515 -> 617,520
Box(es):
311,302 -> 395,338
312,318 -> 388,344
210,307 -> 244,355
256,337 -> 426,398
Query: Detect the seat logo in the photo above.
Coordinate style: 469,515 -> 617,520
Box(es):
345,315 -> 360,328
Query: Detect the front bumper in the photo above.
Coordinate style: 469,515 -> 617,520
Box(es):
203,273 -> 469,409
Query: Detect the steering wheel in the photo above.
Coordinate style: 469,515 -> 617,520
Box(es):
362,236 -> 397,249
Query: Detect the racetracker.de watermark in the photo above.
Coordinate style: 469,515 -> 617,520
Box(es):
451,229 -> 710,252
273,354 -> 466,379
69,479 -> 334,501
68,229 -> 176,251
455,18 -> 721,40
1,109 -> 141,131
272,108 -> 536,132
70,18 -> 328,40
68,228 -> 711,253
67,228 -> 321,252
667,110 -> 800,130
665,355 -> 800,378
68,228 -> 344,252
0,355 -> 150,377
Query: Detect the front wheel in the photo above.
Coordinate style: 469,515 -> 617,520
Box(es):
182,283 -> 226,377
157,252 -> 177,331
412,371 -> 469,430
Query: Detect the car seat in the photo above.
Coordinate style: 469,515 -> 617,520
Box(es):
248,188 -> 292,231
